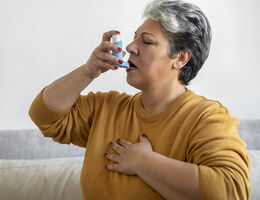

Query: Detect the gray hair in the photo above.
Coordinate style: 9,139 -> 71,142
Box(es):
143,0 -> 212,85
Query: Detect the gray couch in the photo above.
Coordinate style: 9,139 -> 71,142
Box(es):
0,120 -> 259,200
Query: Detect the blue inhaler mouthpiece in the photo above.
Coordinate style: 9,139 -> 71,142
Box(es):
112,34 -> 129,68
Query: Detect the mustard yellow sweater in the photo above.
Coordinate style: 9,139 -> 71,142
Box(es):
29,88 -> 251,200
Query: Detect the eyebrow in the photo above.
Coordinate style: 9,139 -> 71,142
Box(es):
134,31 -> 157,38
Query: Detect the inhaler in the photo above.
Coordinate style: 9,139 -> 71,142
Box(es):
112,34 -> 129,68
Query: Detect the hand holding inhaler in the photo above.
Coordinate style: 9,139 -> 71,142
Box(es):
111,34 -> 129,68
83,30 -> 127,79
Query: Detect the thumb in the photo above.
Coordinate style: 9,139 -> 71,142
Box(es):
140,134 -> 148,142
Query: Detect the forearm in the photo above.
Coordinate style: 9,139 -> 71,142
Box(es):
134,151 -> 201,200
43,64 -> 94,110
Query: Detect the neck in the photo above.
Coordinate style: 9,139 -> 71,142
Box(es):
140,83 -> 186,115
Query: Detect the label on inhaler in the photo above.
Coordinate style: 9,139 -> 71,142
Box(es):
112,34 -> 129,68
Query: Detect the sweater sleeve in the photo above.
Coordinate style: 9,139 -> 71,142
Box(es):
187,103 -> 251,200
28,88 -> 96,148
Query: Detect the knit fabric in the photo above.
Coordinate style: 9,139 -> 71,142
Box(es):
29,88 -> 251,200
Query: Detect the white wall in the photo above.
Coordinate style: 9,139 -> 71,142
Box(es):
0,0 -> 259,130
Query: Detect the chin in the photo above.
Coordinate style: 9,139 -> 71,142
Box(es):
126,76 -> 142,90
126,76 -> 137,88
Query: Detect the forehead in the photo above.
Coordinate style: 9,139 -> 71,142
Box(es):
136,18 -> 165,38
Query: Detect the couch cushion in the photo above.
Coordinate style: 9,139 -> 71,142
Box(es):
0,157 -> 84,200
248,150 -> 260,200
0,152 -> 258,200
238,120 -> 260,150
0,129 -> 85,159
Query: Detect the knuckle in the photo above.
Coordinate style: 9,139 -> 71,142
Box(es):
112,165 -> 116,170
103,41 -> 110,46
113,56 -> 119,62
100,52 -> 106,58
108,55 -> 115,63
114,46 -> 120,52
107,63 -> 112,68
99,42 -> 106,49
108,55 -> 114,62
116,146 -> 122,152
108,164 -> 113,169
97,43 -> 103,50
113,44 -> 118,50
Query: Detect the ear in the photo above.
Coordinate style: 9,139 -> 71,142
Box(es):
172,51 -> 191,70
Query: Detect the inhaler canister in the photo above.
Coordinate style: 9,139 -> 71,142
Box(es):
112,34 -> 129,68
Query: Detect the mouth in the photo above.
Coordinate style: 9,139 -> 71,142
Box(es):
128,60 -> 138,69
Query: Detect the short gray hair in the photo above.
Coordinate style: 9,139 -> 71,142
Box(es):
143,0 -> 212,85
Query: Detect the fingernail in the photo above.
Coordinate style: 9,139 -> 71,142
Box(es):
115,31 -> 120,34
105,165 -> 107,169
117,47 -> 122,52
104,153 -> 108,157
109,141 -> 113,145
118,59 -> 123,64
142,134 -> 147,137
117,138 -> 120,143
114,66 -> 118,70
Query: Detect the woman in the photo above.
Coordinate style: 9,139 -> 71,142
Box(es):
29,0 -> 251,199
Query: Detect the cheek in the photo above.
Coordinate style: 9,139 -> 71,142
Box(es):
137,44 -> 171,80
143,44 -> 170,65
144,54 -> 172,79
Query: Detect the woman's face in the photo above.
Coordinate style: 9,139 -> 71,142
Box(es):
126,18 -> 176,91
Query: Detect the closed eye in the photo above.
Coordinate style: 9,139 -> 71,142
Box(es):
143,41 -> 153,45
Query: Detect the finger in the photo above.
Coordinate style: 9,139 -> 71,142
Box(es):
109,141 -> 124,154
93,56 -> 118,71
99,41 -> 122,53
102,30 -> 120,42
117,138 -> 132,147
123,51 -> 126,57
104,152 -> 120,163
94,50 -> 120,66
140,134 -> 149,142
105,164 -> 119,172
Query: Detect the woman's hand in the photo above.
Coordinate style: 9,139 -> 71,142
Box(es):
83,30 -> 125,79
104,134 -> 153,176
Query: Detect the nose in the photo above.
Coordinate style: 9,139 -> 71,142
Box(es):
126,40 -> 138,56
